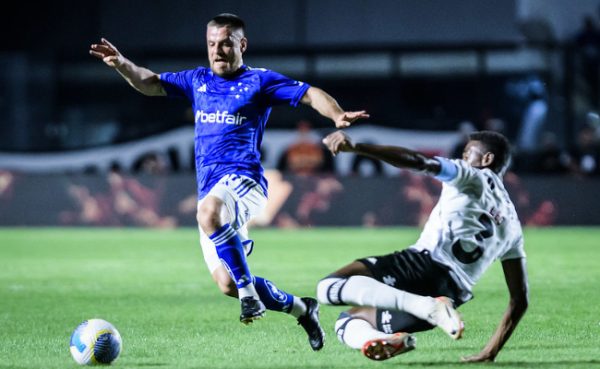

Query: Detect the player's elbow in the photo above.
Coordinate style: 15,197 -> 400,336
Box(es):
511,292 -> 529,314
300,87 -> 312,105
137,75 -> 164,96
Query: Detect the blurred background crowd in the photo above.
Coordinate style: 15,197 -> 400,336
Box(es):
2,0 -> 600,227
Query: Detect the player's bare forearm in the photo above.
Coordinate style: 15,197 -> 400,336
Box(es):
353,143 -> 441,173
115,59 -> 165,96
462,298 -> 527,362
301,87 -> 369,128
322,131 -> 441,174
462,258 -> 529,363
301,87 -> 343,119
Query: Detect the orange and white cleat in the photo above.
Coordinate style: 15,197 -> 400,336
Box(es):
361,332 -> 416,361
427,296 -> 464,340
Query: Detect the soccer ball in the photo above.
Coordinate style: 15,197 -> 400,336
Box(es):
69,319 -> 122,365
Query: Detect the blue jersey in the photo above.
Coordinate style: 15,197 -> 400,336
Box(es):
159,65 -> 310,199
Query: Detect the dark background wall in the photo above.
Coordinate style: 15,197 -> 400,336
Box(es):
5,0 -> 521,54
1,0 -> 600,157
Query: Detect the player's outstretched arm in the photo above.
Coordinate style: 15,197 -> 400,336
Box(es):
322,130 -> 442,174
300,87 -> 369,128
461,258 -> 529,363
89,38 -> 165,96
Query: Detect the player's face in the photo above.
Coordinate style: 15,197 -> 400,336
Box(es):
462,140 -> 489,168
206,26 -> 247,76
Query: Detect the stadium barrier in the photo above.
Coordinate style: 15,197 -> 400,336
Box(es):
0,126 -> 461,176
0,170 -> 597,227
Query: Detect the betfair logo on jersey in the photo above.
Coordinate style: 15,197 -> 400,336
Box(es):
195,110 -> 247,125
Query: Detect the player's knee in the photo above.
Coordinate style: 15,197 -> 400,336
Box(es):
317,277 -> 347,305
334,311 -> 352,342
197,200 -> 221,233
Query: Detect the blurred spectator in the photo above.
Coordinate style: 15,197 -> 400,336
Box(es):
517,77 -> 548,152
0,171 -> 17,224
518,16 -> 556,44
277,120 -> 331,175
61,169 -> 176,227
294,176 -> 343,226
574,14 -> 600,108
450,121 -> 476,159
132,151 -> 169,175
61,178 -> 116,225
520,132 -> 571,174
0,171 -> 15,200
350,140 -> 383,176
570,123 -> 600,176
503,172 -> 557,226
401,174 -> 440,227
484,117 -> 507,136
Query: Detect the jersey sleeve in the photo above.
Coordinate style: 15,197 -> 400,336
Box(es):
434,157 -> 459,182
259,69 -> 310,107
437,158 -> 484,189
159,69 -> 197,100
500,234 -> 526,261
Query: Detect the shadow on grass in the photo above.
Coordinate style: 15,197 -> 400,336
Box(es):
386,359 -> 600,368
170,360 -> 600,369
129,364 -> 169,367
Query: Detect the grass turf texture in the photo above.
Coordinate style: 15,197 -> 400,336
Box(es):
1,227 -> 599,369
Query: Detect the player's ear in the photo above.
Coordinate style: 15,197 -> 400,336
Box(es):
482,152 -> 495,168
240,37 -> 248,53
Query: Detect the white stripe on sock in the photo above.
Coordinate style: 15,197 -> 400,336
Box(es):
335,317 -> 390,350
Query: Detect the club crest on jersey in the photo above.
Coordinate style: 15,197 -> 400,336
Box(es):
195,110 -> 247,125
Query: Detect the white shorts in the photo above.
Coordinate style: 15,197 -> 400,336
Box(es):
197,174 -> 267,273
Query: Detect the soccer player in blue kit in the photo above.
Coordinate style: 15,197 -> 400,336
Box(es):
89,13 -> 369,351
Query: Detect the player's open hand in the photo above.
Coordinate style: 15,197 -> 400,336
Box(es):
334,110 -> 369,128
322,130 -> 354,156
89,38 -> 125,68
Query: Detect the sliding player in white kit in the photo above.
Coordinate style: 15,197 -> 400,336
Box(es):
317,130 -> 529,363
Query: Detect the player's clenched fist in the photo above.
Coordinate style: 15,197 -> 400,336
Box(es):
322,130 -> 355,155
89,38 -> 125,68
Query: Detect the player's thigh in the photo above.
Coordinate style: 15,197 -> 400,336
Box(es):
329,261 -> 373,278
204,174 -> 267,228
358,249 -> 431,294
196,175 -> 265,273
346,306 -> 377,326
364,249 -> 467,304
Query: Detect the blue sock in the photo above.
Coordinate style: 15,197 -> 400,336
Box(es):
209,224 -> 252,288
253,276 -> 294,312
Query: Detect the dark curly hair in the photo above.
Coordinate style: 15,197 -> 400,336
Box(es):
468,131 -> 512,175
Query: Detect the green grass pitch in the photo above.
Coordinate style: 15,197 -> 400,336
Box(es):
1,227 -> 599,369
